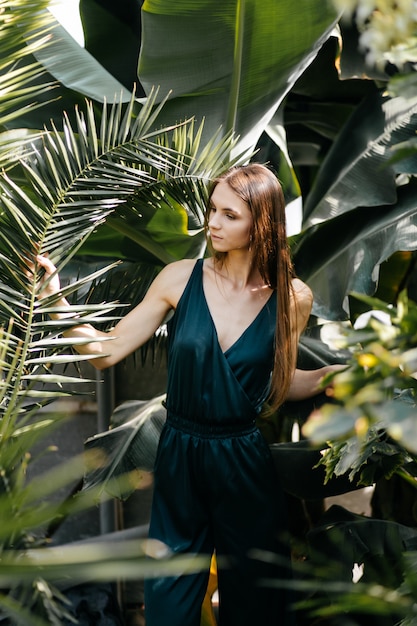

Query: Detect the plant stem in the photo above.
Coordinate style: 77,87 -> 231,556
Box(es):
225,0 -> 245,138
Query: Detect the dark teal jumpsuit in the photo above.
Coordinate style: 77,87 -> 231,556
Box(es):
144,259 -> 295,626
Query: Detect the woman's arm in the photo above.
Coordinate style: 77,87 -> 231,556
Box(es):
286,364 -> 346,401
35,255 -> 193,370
287,280 -> 346,400
292,279 -> 314,340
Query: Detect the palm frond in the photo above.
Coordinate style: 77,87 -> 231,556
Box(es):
86,119 -> 245,266
0,84 -> 243,431
0,1 -> 59,170
0,1 -> 55,98
0,84 -> 243,581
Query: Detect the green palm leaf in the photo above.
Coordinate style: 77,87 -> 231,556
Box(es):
81,121 -> 242,264
0,0 -> 60,170
0,0 -> 55,106
0,91 -> 205,413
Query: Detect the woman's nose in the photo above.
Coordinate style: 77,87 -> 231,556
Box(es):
208,214 -> 220,229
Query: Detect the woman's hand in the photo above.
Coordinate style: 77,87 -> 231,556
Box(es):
35,254 -> 62,299
287,364 -> 347,402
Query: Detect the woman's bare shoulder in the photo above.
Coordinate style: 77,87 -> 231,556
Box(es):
155,258 -> 200,307
291,278 -> 313,321
291,278 -> 313,302
160,258 -> 199,282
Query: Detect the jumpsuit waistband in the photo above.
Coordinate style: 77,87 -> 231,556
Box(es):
166,412 -> 257,438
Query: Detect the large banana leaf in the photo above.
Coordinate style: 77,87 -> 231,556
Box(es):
293,181 -> 417,320
84,395 -> 166,500
20,0 -> 340,164
281,35 -> 379,182
80,0 -> 143,94
303,90 -> 417,226
138,0 -> 340,155
32,16 -> 131,103
301,506 -> 417,624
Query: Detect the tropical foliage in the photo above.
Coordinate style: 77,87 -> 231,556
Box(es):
1,0 -> 417,624
297,293 -> 417,625
0,2 -> 237,622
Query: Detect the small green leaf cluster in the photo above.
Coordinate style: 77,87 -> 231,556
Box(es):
304,290 -> 417,485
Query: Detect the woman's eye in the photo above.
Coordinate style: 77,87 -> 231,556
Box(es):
226,213 -> 235,220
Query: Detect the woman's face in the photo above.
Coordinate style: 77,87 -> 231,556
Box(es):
207,181 -> 253,253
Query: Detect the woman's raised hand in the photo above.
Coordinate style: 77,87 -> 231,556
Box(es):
35,254 -> 62,299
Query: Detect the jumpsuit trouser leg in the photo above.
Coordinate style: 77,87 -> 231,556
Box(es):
144,419 -> 295,626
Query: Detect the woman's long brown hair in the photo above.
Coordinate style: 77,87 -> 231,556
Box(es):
205,163 -> 296,411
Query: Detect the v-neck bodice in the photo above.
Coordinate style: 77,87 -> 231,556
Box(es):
201,271 -> 275,356
165,259 -> 277,422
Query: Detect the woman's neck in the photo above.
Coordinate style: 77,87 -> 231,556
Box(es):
212,252 -> 264,292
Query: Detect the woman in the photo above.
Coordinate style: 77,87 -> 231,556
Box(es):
36,163 -> 337,626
